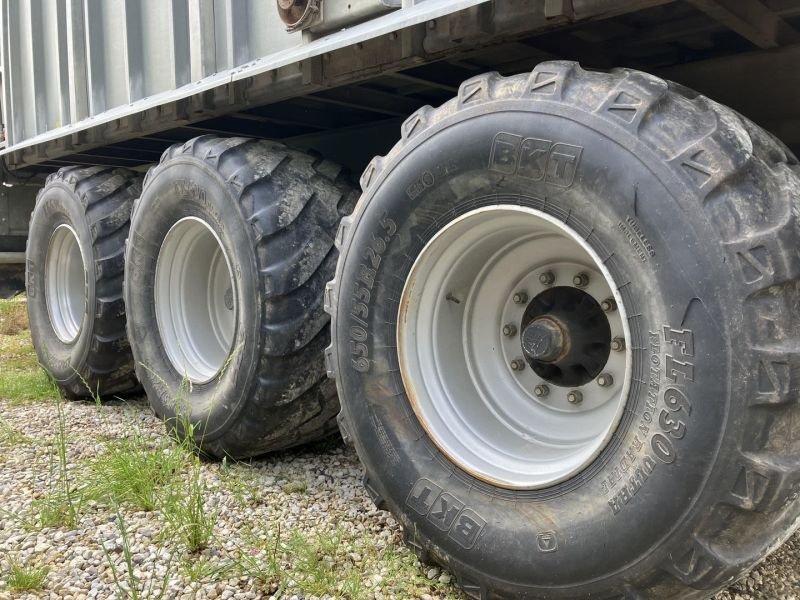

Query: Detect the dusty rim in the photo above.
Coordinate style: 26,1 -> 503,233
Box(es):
154,216 -> 236,384
45,224 -> 87,344
397,205 -> 631,489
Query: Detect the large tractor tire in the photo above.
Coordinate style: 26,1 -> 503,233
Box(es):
26,166 -> 141,398
125,135 -> 357,458
327,62 -> 800,598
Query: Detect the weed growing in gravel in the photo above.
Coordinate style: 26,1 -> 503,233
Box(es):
86,431 -> 187,511
2,556 -> 49,592
103,508 -> 174,600
28,392 -> 84,530
0,415 -> 30,447
161,456 -> 216,553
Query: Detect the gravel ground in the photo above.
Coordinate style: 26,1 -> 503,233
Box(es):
0,396 -> 798,599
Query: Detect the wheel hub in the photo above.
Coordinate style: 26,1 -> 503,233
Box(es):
521,317 -> 566,363
154,217 -> 236,384
397,205 -> 631,489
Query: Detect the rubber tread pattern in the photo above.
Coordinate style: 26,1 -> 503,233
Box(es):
326,62 -> 800,598
133,135 -> 357,457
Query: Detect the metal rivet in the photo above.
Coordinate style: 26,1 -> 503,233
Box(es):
611,337 -> 626,352
502,323 -> 517,337
513,291 -> 528,304
510,359 -> 525,371
567,390 -> 583,404
539,271 -> 555,285
597,373 -> 613,387
572,272 -> 589,288
534,384 -> 549,398
601,298 -> 617,312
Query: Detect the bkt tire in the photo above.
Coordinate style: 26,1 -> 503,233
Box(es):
26,167 -> 141,398
328,62 -> 800,598
125,136 -> 357,458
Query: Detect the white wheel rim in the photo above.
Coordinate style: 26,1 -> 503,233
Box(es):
45,224 -> 87,344
155,217 -> 236,384
398,206 -> 631,489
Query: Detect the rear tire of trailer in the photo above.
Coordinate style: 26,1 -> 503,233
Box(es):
328,63 -> 800,598
125,135 -> 357,458
26,167 -> 141,399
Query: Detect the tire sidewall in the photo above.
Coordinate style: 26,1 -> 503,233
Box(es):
126,158 -> 261,440
335,103 -> 737,591
26,184 -> 96,386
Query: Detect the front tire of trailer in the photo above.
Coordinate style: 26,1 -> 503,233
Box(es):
328,63 -> 800,598
26,167 -> 141,398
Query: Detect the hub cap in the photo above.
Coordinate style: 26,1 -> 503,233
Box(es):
155,217 -> 236,384
45,224 -> 86,344
398,205 -> 630,489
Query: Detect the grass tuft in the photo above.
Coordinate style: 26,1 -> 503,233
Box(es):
3,556 -> 49,592
86,432 -> 186,512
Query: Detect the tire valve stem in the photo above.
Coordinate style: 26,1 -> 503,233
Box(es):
539,271 -> 555,286
601,297 -> 617,312
510,358 -> 526,371
502,323 -> 517,337
513,291 -> 528,304
567,390 -> 583,404
445,292 -> 461,304
572,272 -> 589,288
611,337 -> 626,352
597,373 -> 613,387
534,384 -> 549,398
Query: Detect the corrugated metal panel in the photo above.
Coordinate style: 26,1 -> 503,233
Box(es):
0,0 -> 488,154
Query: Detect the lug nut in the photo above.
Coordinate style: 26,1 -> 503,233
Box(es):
513,291 -> 528,304
567,390 -> 583,404
534,384 -> 549,398
597,373 -> 614,387
510,358 -> 526,371
502,323 -> 517,337
572,272 -> 589,288
539,271 -> 555,286
601,298 -> 617,312
611,337 -> 626,352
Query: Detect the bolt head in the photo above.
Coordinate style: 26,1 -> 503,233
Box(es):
601,298 -> 617,312
597,373 -> 613,387
513,291 -> 528,305
539,271 -> 555,286
510,359 -> 525,371
572,273 -> 589,288
567,390 -> 583,404
502,323 -> 517,337
611,337 -> 626,352
534,384 -> 549,398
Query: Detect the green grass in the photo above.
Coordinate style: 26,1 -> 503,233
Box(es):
161,458 -> 216,553
0,297 -> 56,404
0,416 -> 30,446
86,431 -> 186,512
3,557 -> 49,592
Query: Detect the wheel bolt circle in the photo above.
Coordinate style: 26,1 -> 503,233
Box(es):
601,297 -> 617,312
597,373 -> 613,387
502,323 -> 517,337
573,272 -> 589,288
513,291 -> 528,304
534,384 -> 549,398
567,390 -> 583,404
510,358 -> 525,371
539,271 -> 555,286
611,337 -> 626,352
